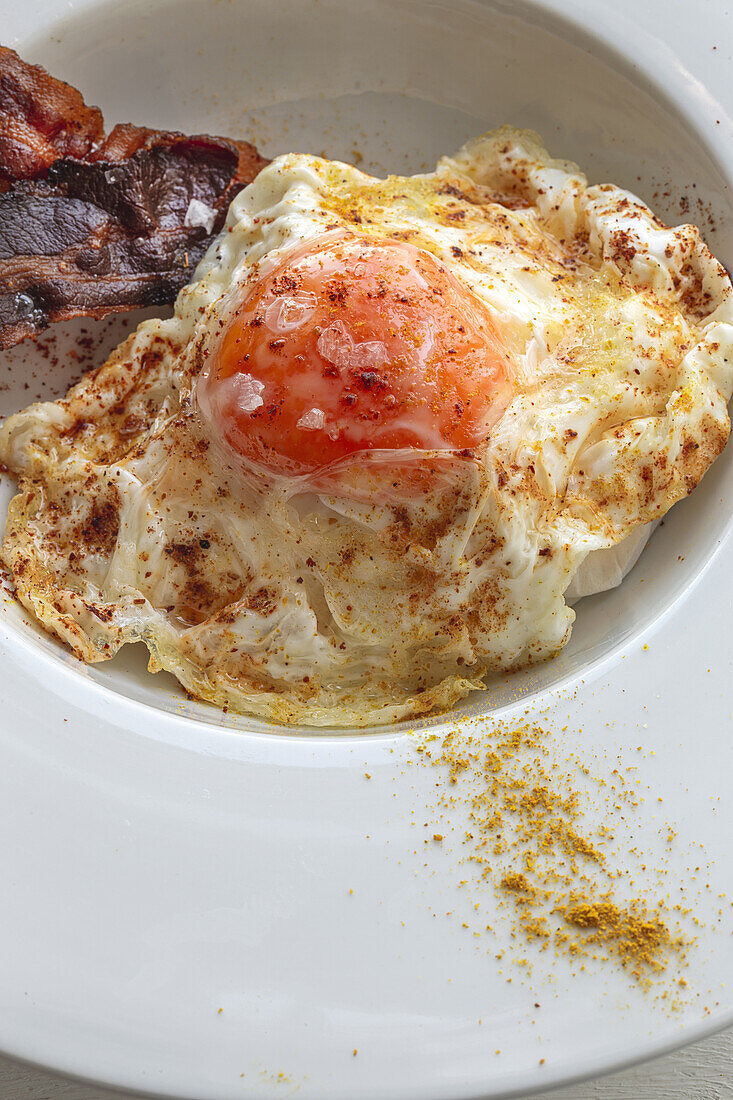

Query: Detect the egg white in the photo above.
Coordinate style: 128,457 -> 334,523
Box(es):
1,127 -> 731,726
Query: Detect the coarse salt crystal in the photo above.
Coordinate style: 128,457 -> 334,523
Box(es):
229,373 -> 265,413
296,408 -> 326,431
265,293 -> 317,333
184,198 -> 218,234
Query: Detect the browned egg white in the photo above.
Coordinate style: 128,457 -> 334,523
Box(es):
0,128 -> 731,726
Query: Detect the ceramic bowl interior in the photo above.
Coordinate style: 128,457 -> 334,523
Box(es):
1,0 -> 731,734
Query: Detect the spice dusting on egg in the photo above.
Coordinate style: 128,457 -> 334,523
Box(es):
1,126 -> 732,725
414,719 -> 695,991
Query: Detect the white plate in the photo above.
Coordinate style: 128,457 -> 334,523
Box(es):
1,1 -> 732,1096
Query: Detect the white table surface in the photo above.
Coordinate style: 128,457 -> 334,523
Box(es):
1,1029 -> 731,1099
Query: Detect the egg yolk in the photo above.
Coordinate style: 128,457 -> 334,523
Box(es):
201,233 -> 511,475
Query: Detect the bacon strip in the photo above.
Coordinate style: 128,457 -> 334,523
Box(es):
0,47 -> 268,347
0,46 -> 103,182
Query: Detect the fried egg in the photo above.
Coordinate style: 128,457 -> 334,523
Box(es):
2,127 -> 732,726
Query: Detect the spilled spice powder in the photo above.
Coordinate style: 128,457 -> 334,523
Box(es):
415,720 -> 692,989
560,896 -> 683,979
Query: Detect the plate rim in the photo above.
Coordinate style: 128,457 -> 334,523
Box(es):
1,0 -> 732,1096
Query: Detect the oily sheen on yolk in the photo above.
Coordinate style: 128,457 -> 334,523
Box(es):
206,234 -> 510,474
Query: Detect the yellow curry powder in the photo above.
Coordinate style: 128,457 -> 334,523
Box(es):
415,720 -> 691,988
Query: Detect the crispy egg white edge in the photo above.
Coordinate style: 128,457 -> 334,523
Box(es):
1,127 -> 732,726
